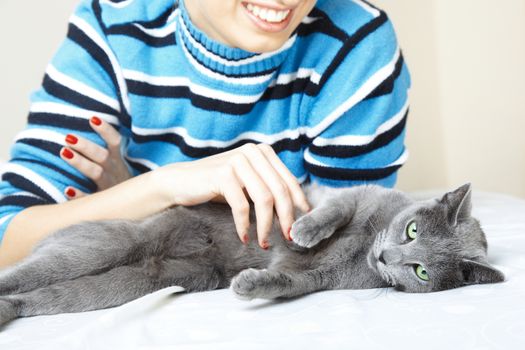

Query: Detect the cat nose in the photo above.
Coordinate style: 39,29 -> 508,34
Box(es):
378,252 -> 386,264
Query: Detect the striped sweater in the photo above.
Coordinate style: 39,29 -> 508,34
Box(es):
0,0 -> 410,241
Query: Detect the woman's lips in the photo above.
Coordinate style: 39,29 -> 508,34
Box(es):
242,2 -> 294,33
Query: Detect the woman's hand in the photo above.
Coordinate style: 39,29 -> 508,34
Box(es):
60,116 -> 132,199
162,143 -> 311,249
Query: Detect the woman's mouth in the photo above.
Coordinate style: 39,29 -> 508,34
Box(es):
242,2 -> 294,33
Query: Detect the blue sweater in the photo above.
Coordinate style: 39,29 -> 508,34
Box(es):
0,0 -> 410,241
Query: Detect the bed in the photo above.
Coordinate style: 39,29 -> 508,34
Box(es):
0,189 -> 523,349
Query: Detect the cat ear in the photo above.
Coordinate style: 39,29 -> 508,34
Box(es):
459,259 -> 505,286
440,183 -> 472,226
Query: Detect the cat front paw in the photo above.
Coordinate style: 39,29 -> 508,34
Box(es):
230,268 -> 271,300
290,214 -> 327,248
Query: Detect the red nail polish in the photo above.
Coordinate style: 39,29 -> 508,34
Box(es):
242,234 -> 249,245
261,241 -> 269,250
66,188 -> 76,198
287,227 -> 293,241
65,134 -> 78,145
91,116 -> 102,126
62,148 -> 74,160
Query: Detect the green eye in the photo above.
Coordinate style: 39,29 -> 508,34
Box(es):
415,265 -> 429,281
406,221 -> 417,240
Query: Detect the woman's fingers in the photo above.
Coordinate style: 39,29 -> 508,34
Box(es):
258,143 -> 310,213
65,133 -> 109,165
89,116 -> 122,154
60,147 -> 104,183
239,144 -> 295,240
61,117 -> 131,192
220,170 -> 251,244
64,186 -> 88,200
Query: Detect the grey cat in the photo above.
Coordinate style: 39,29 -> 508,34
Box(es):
0,183 -> 504,327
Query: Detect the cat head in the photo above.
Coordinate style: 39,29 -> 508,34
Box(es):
367,184 -> 505,293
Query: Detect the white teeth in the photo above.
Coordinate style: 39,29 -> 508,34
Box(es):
245,3 -> 290,23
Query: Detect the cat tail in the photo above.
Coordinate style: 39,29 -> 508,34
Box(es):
0,298 -> 18,328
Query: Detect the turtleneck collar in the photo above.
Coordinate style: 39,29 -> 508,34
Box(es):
177,0 -> 296,78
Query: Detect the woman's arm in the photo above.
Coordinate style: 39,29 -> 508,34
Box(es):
0,168 -> 167,268
0,143 -> 310,268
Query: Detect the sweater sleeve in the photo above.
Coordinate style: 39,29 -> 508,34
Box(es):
302,9 -> 411,188
0,0 -> 128,241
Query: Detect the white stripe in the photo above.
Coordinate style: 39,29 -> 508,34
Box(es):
269,68 -> 321,87
0,215 -> 15,227
125,156 -> 159,170
30,102 -> 120,125
179,14 -> 297,68
133,20 -> 177,38
46,65 -> 121,112
304,147 -> 409,168
14,129 -> 67,146
123,69 -> 264,104
69,15 -> 131,114
124,68 -> 319,103
313,99 -> 409,147
100,0 -> 135,9
1,164 -> 66,203
302,16 -> 322,25
351,0 -> 381,17
307,47 -> 401,138
132,124 -> 305,149
10,191 -> 42,199
179,37 -> 275,86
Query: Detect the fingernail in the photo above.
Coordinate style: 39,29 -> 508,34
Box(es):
65,134 -> 78,145
287,227 -> 293,241
242,234 -> 249,245
261,241 -> 269,250
91,116 -> 102,126
66,188 -> 76,198
62,148 -> 74,160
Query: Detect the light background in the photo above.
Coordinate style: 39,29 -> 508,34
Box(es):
1,0 -> 524,197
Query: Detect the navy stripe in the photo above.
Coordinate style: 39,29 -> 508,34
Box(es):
28,112 -> 92,132
308,11 -> 388,96
67,23 -> 131,127
131,132 -> 307,159
0,195 -> 49,208
12,157 -> 96,192
126,80 -> 255,115
16,138 -> 62,157
106,25 -> 176,47
298,8 -> 349,42
106,5 -> 176,47
305,162 -> 401,181
2,173 -> 56,203
43,74 -> 120,116
309,110 -> 408,158
28,112 -> 119,132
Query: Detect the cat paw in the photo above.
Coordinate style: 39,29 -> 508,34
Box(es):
0,298 -> 17,327
290,214 -> 327,248
230,268 -> 270,300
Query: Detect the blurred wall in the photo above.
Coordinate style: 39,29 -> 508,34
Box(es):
377,0 -> 525,197
1,0 -> 524,197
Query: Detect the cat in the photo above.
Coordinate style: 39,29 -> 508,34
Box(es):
0,183 -> 504,327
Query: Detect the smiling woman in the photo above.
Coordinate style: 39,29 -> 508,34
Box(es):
184,0 -> 316,52
0,0 -> 410,269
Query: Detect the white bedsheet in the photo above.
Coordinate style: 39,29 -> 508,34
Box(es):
0,191 -> 524,349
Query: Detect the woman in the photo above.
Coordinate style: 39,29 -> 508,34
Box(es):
0,0 -> 410,267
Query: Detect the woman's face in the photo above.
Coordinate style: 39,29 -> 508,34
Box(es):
184,0 -> 317,53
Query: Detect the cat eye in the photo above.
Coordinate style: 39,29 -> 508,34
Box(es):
406,221 -> 417,240
415,265 -> 429,281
